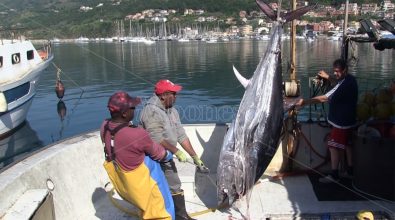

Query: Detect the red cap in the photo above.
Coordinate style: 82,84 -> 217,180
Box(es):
107,91 -> 141,113
155,79 -> 182,95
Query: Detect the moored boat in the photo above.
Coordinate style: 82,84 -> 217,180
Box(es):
0,38 -> 53,136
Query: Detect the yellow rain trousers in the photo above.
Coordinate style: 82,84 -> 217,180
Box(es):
104,156 -> 175,220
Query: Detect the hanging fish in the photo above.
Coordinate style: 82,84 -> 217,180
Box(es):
57,100 -> 67,121
216,0 -> 315,206
55,79 -> 65,99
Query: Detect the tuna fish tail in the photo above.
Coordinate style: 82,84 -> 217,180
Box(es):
282,4 -> 317,22
255,0 -> 277,21
256,0 -> 316,23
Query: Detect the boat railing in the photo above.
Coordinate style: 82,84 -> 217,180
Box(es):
36,41 -> 53,61
0,27 -> 27,45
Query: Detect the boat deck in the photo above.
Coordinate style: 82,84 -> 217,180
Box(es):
1,125 -> 394,219
96,160 -> 395,219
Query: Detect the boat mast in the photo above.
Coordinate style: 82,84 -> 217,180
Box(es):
341,0 -> 349,61
284,0 -> 300,97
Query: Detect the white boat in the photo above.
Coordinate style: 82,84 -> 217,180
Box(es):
306,36 -> 315,42
142,38 -> 156,45
0,39 -> 53,136
74,36 -> 90,43
304,30 -> 317,42
330,33 -> 343,41
260,35 -> 270,40
177,38 -> 190,42
0,123 -> 393,219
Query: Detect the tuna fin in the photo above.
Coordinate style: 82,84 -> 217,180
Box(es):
233,65 -> 250,89
256,0 -> 316,22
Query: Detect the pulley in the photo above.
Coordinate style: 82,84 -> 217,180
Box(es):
284,80 -> 300,97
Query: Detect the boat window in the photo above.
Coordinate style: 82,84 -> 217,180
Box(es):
0,56 -> 3,67
27,50 -> 34,60
11,53 -> 21,64
3,82 -> 30,103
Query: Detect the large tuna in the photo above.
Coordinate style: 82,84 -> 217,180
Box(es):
216,0 -> 315,205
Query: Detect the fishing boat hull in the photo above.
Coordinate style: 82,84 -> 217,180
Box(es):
0,40 -> 53,136
0,122 -> 42,168
0,123 -> 393,219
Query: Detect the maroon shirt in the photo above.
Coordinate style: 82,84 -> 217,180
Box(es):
100,120 -> 166,171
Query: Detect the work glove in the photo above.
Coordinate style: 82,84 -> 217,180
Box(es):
175,150 -> 187,162
192,155 -> 204,167
192,155 -> 209,173
162,150 -> 173,162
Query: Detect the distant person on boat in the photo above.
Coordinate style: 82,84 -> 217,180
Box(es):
296,59 -> 358,183
100,91 -> 175,220
140,79 -> 206,220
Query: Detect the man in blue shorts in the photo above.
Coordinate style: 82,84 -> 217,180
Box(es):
296,59 -> 358,183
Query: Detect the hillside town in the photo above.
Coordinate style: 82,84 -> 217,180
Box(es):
72,0 -> 395,42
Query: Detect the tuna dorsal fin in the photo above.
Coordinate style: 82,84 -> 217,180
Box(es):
233,65 -> 250,89
256,0 -> 316,22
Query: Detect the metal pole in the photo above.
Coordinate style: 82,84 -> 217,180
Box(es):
284,0 -> 300,97
343,0 -> 349,38
342,0 -> 349,61
290,0 -> 296,81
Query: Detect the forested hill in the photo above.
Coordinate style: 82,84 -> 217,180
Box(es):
0,0 -> 380,13
0,0 -> 384,39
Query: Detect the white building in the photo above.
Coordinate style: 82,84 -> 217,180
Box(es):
382,0 -> 395,11
184,9 -> 194,15
79,6 -> 93,12
196,17 -> 206,22
195,10 -> 205,15
361,4 -> 378,15
340,3 -> 359,15
240,25 -> 253,36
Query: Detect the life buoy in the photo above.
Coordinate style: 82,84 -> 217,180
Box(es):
12,54 -> 20,64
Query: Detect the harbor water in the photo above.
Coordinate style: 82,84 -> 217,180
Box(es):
0,38 -> 394,169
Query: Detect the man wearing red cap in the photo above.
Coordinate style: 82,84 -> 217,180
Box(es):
101,91 -> 175,220
140,80 -> 205,220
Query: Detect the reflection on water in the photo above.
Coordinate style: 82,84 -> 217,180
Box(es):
1,39 -> 393,170
57,100 -> 67,121
0,122 -> 43,169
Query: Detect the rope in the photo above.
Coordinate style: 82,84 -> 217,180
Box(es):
107,186 -> 229,218
189,203 -> 229,217
272,110 -> 330,180
271,116 -> 395,214
49,62 -> 85,142
52,63 -> 85,92
107,188 -> 140,217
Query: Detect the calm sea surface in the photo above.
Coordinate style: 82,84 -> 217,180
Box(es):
1,38 -> 394,169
